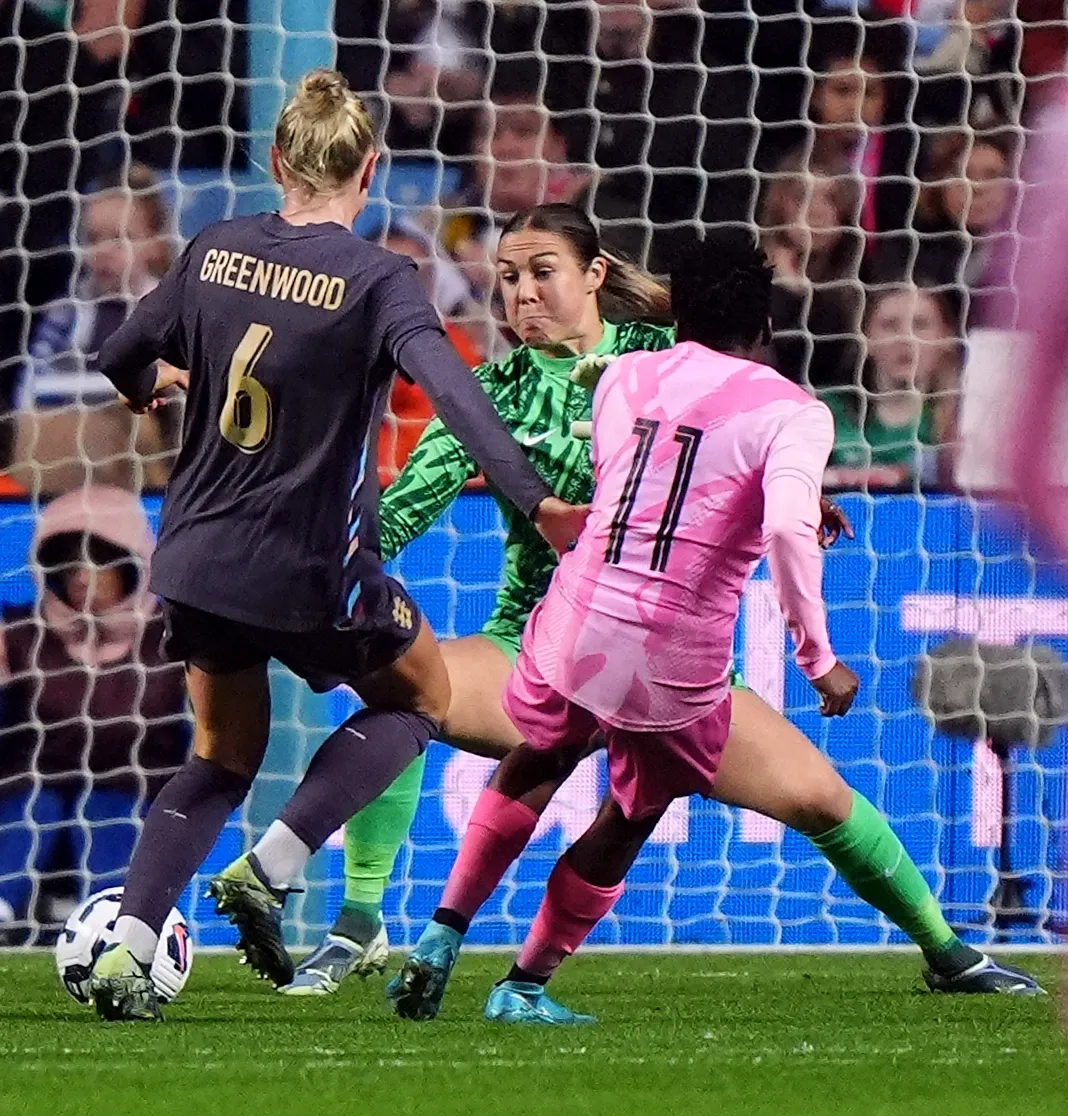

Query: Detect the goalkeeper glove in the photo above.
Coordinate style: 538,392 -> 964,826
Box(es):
569,352 -> 615,391
568,353 -> 616,439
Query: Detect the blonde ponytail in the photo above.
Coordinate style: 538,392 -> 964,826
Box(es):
275,69 -> 376,197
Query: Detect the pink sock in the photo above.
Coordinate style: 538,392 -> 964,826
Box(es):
439,788 -> 539,922
516,860 -> 624,979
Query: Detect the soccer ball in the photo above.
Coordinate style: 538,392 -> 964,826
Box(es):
55,887 -> 193,1004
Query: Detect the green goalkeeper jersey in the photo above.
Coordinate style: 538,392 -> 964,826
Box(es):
379,319 -> 674,657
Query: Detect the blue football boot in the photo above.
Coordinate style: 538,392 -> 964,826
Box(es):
386,922 -> 462,1020
484,980 -> 596,1025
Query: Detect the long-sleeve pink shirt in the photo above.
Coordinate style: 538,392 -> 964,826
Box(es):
523,341 -> 837,732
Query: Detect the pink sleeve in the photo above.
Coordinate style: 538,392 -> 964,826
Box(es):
1015,107 -> 1068,557
762,402 -> 837,681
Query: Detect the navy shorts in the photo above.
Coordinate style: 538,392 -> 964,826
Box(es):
161,577 -> 422,693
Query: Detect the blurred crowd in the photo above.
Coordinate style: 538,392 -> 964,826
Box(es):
0,0 -> 245,937
341,0 -> 1066,491
0,0 -> 1066,937
2,1 -> 1066,494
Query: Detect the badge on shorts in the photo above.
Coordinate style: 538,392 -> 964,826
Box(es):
392,596 -> 413,631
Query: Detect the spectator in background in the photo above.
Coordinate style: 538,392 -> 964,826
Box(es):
904,0 -> 1024,129
699,0 -> 819,225
373,219 -> 485,486
899,129 -> 1017,321
0,0 -> 246,472
337,1 -> 483,91
804,15 -> 917,254
822,280 -> 962,489
75,0 -> 250,171
1017,0 -> 1068,118
378,6 -> 487,158
440,62 -> 594,301
338,0 -> 561,160
10,166 -> 181,495
547,0 -> 706,268
0,0 -> 122,466
0,485 -> 188,940
760,152 -> 865,387
336,1 -> 599,105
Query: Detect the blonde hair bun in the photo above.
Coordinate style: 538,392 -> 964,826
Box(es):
275,68 -> 376,196
294,69 -> 351,120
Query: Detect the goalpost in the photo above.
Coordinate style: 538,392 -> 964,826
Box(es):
0,1 -> 1064,951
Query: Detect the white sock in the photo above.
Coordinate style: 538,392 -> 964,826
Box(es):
113,915 -> 159,966
252,821 -> 312,889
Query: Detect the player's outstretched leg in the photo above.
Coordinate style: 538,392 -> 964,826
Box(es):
387,743 -> 581,1020
812,794 -> 1044,997
287,634 -> 524,995
210,707 -> 434,986
281,754 -> 427,994
715,689 -> 1045,996
486,796 -> 659,1026
208,850 -> 298,988
214,621 -> 449,988
88,663 -> 266,1019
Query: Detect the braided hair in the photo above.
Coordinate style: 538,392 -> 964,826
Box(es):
670,230 -> 775,351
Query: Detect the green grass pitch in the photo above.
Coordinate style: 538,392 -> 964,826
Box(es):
0,951 -> 1064,1116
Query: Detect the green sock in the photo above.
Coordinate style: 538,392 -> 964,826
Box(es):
332,751 -> 428,946
810,791 -> 982,975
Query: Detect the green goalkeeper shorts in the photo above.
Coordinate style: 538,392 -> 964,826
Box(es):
479,618 -> 521,665
478,618 -> 749,690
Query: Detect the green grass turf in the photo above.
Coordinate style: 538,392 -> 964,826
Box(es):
0,951 -> 1063,1116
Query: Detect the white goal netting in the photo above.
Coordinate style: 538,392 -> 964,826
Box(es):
0,1 -> 1066,950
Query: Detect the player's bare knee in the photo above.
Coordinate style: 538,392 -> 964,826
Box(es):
490,742 -> 575,799
412,669 -> 451,727
193,734 -> 265,780
790,776 -> 853,836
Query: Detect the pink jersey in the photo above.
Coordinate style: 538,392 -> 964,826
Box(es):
1012,100 -> 1068,558
524,341 -> 837,731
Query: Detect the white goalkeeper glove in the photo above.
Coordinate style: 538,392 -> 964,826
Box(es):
569,352 -> 615,391
569,353 -> 616,440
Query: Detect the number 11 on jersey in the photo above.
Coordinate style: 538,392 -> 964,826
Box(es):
605,418 -> 703,571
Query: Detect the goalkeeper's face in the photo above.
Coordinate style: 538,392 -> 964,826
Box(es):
496,230 -> 606,349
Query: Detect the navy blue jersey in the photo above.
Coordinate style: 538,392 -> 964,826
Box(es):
99,213 -> 550,631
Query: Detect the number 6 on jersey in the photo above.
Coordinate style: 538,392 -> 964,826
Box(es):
220,322 -> 274,453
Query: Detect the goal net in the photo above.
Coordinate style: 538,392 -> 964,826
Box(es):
1,2 -> 1066,951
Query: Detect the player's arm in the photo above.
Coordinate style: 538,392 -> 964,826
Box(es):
368,263 -> 585,553
97,243 -> 194,411
762,402 -> 858,716
379,416 -> 479,560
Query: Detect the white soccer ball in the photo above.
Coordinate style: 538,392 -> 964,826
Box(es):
55,887 -> 193,1005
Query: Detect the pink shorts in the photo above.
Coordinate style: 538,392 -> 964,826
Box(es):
502,648 -> 732,821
